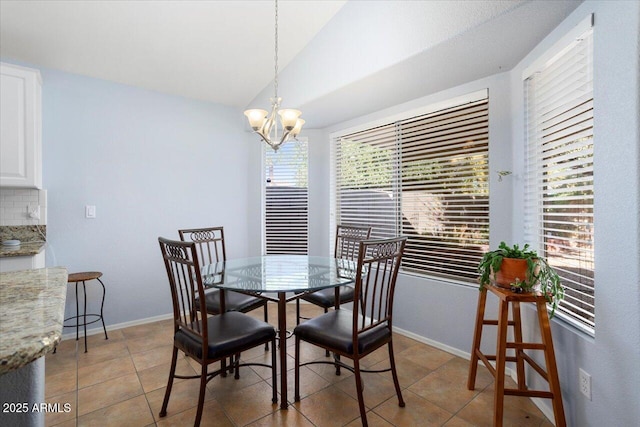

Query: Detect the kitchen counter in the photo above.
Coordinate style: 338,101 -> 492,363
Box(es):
0,267 -> 68,375
0,241 -> 46,258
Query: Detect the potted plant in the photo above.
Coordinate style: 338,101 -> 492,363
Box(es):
478,242 -> 565,317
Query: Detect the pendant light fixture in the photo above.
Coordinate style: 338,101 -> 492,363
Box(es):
244,0 -> 304,151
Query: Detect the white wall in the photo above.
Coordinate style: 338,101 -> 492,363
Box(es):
510,2 -> 640,426
311,1 -> 639,425
32,66 -> 254,325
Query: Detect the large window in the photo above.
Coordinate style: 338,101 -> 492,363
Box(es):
264,139 -> 308,254
331,91 -> 489,283
524,18 -> 594,331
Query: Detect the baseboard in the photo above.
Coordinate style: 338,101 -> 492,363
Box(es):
60,312 -> 173,340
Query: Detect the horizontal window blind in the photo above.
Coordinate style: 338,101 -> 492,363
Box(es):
399,100 -> 489,281
524,28 -> 594,331
332,94 -> 489,283
264,140 -> 308,255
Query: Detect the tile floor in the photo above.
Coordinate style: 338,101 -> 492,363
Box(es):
45,303 -> 553,426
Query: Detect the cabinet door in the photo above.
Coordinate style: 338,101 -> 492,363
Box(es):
0,63 -> 42,188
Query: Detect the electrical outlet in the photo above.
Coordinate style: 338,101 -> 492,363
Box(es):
579,368 -> 591,400
28,205 -> 40,220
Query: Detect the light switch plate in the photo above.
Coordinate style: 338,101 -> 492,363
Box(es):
85,205 -> 96,219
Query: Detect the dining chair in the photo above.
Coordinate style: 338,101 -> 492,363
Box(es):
295,224 -> 371,327
158,237 -> 277,427
293,236 -> 407,427
179,227 -> 269,322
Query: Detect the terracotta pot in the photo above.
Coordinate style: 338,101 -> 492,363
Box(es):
491,258 -> 530,289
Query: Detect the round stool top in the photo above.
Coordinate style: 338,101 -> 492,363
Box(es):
68,271 -> 103,283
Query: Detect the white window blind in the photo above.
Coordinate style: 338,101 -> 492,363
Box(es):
264,139 -> 308,255
524,27 -> 594,331
332,94 -> 489,282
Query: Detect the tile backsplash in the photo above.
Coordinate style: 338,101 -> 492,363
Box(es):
0,188 -> 47,226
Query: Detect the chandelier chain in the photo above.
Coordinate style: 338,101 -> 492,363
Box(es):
274,0 -> 278,99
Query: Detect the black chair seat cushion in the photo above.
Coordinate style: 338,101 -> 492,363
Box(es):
301,286 -> 355,308
294,310 -> 390,356
197,289 -> 265,314
175,311 -> 275,360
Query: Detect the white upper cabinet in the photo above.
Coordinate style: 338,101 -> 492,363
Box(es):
0,63 -> 42,189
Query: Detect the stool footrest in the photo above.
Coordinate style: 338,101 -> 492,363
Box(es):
504,388 -> 554,399
506,342 -> 546,350
482,319 -> 516,326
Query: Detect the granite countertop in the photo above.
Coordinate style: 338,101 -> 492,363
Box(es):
0,267 -> 68,375
0,241 -> 46,258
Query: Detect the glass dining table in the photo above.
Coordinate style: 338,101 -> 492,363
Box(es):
201,255 -> 356,409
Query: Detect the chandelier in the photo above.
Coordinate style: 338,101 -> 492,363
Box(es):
244,0 -> 304,151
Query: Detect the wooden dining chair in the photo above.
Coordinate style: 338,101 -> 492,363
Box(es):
295,224 -> 371,327
179,227 -> 269,321
293,236 -> 407,427
158,237 -> 277,427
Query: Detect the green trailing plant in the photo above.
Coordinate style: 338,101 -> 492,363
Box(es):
478,242 -> 565,317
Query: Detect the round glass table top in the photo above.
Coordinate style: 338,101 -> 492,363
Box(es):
201,255 -> 356,293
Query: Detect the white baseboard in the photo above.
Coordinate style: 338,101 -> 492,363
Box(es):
60,312 -> 173,340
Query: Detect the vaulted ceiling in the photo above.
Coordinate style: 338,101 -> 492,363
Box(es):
0,1 -> 582,128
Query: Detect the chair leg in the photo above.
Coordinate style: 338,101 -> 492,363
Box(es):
234,353 -> 241,380
159,346 -> 179,417
353,358 -> 368,427
388,340 -> 405,407
194,364 -> 207,427
271,337 -> 278,404
324,307 -> 330,358
296,299 -> 301,326
294,335 -> 301,401
264,304 -> 269,351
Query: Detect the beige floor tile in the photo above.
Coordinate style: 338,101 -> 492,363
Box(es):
121,322 -> 165,340
156,399 -> 234,427
76,340 -> 130,369
294,385 -> 362,427
287,365 -> 331,401
456,387 -> 546,427
138,357 -> 197,393
48,419 -> 77,427
126,328 -> 173,354
146,375 -> 217,422
246,406 -> 315,427
44,390 -> 77,427
77,395 -> 153,427
215,380 -> 280,426
77,372 -> 143,416
370,354 -> 431,388
131,344 -> 174,371
398,343 -> 455,371
334,369 -> 399,410
77,355 -> 136,389
345,411 -> 395,427
373,390 -> 453,427
45,367 -> 78,398
408,357 -> 493,414
443,415 -> 477,427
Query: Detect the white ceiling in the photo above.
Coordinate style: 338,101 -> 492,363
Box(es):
0,0 -> 347,107
0,1 -> 582,128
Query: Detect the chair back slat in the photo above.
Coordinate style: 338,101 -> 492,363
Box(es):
353,237 -> 406,339
159,237 -> 208,349
179,227 -> 226,265
335,224 -> 372,261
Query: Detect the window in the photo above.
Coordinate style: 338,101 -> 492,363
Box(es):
331,91 -> 489,283
264,139 -> 308,254
524,19 -> 594,331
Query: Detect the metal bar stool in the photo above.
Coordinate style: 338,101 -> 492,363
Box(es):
63,271 -> 108,352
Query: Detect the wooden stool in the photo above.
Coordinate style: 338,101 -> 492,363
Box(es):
63,272 -> 108,353
467,284 -> 565,427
